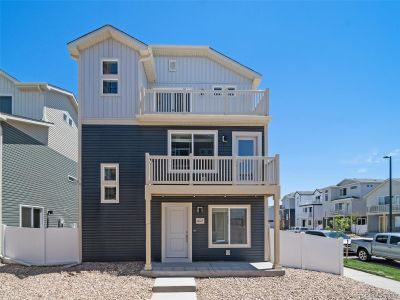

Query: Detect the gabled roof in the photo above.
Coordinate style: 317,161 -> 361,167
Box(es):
0,70 -> 78,112
336,178 -> 384,186
294,191 -> 314,196
364,178 -> 400,199
67,25 -> 262,88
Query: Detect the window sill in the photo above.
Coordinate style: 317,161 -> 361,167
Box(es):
208,244 -> 251,249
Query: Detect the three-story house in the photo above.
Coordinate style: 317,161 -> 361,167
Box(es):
68,25 -> 281,271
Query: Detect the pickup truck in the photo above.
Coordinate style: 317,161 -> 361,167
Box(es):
351,233 -> 400,261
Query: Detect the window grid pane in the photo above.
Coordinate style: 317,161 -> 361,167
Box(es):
104,187 -> 117,200
21,207 -> 32,227
104,167 -> 117,181
212,208 -> 229,244
103,61 -> 118,74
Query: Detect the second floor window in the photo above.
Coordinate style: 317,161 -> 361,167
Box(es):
0,95 -> 12,114
340,188 -> 347,197
101,59 -> 118,95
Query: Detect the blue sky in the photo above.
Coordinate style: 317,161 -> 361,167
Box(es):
1,1 -> 399,196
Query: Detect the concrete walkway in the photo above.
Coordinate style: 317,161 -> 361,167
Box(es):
344,267 -> 400,295
151,277 -> 197,300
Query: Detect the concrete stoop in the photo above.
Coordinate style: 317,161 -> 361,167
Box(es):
151,277 -> 197,300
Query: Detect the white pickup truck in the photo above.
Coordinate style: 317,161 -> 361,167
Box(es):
351,233 -> 400,261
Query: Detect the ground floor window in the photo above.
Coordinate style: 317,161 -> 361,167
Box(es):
20,205 -> 43,228
208,205 -> 251,248
357,217 -> 367,226
395,216 -> 400,228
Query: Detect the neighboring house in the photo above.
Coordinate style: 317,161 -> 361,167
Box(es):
366,179 -> 400,233
280,192 -> 295,229
0,70 -> 78,239
322,179 -> 383,234
68,25 -> 281,270
294,190 -> 323,229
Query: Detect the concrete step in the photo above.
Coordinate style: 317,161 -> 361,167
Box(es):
151,292 -> 197,300
153,277 -> 196,293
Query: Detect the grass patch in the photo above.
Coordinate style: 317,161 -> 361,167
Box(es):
344,259 -> 400,282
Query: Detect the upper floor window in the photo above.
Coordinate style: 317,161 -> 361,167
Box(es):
63,112 -> 74,127
101,163 -> 119,203
212,86 -> 236,97
168,130 -> 217,156
20,205 -> 43,228
168,59 -> 177,72
0,95 -> 12,114
350,186 -> 357,189
101,59 -> 119,95
340,188 -> 347,197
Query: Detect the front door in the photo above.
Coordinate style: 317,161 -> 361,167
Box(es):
162,203 -> 192,262
233,132 -> 262,182
379,215 -> 387,232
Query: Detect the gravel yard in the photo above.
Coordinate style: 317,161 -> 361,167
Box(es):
0,262 -> 399,300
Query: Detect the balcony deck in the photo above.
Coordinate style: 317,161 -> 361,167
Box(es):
368,204 -> 400,214
145,154 -> 280,197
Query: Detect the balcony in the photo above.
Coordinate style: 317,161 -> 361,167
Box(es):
368,204 -> 400,214
140,88 -> 269,116
145,154 -> 280,197
330,208 -> 351,216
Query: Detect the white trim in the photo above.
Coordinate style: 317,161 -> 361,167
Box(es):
100,163 -> 119,203
208,204 -> 251,248
0,113 -> 54,127
161,202 -> 192,263
232,131 -> 262,156
0,94 -> 13,115
19,204 -> 44,228
167,130 -> 218,156
100,58 -> 119,96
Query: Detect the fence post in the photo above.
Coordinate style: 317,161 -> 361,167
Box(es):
145,153 -> 150,185
232,155 -> 237,184
300,232 -> 305,270
189,154 -> 194,185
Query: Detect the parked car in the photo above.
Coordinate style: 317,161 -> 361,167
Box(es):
351,233 -> 400,261
305,230 -> 352,252
289,227 -> 309,233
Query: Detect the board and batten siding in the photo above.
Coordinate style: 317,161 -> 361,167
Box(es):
0,74 -> 44,120
45,91 -> 78,162
150,56 -> 253,90
151,196 -> 265,262
2,123 -> 78,228
79,38 -> 140,120
81,124 -> 264,261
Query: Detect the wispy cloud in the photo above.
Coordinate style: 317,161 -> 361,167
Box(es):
388,149 -> 400,157
341,149 -> 400,165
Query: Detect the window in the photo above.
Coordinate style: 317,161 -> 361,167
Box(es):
226,86 -> 236,96
0,95 -> 12,114
390,236 -> 400,245
213,86 -> 223,96
68,175 -> 77,182
350,186 -> 357,190
357,217 -> 367,225
63,112 -> 74,127
316,195 -> 321,200
20,205 -> 43,228
376,235 -> 388,244
395,195 -> 400,205
168,59 -> 177,72
378,196 -> 391,205
101,59 -> 119,95
325,193 -> 328,201
212,86 -> 237,96
209,205 -> 251,248
395,216 -> 400,228
308,220 -> 312,226
169,131 -> 217,156
335,203 -> 343,211
101,163 -> 119,203
340,188 -> 347,197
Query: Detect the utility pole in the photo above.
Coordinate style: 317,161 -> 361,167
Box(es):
383,155 -> 393,232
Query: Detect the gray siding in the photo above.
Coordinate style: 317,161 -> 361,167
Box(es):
81,125 -> 264,261
0,74 -> 44,120
151,196 -> 265,262
79,38 -> 140,119
45,91 -> 78,161
151,56 -> 252,90
2,123 -> 78,227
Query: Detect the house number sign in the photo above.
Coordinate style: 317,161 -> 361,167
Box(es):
196,218 -> 205,224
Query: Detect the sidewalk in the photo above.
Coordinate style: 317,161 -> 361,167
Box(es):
344,267 -> 400,295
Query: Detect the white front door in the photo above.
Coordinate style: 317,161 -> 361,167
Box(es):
162,203 -> 192,262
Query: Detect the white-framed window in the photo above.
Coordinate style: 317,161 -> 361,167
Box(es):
212,85 -> 237,97
208,205 -> 251,248
168,130 -> 218,156
101,58 -> 119,95
350,186 -> 357,190
226,86 -> 236,96
395,216 -> 400,228
63,112 -> 74,127
100,163 -> 119,203
20,205 -> 44,228
168,59 -> 177,72
213,85 -> 223,96
0,94 -> 13,114
357,217 -> 367,226
340,188 -> 347,197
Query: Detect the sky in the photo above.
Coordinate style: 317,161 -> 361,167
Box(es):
1,1 -> 399,196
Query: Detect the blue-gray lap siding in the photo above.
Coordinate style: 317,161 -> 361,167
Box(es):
2,123 -> 78,227
81,125 -> 265,261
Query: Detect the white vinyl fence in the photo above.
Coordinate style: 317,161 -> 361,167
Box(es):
270,229 -> 343,275
2,225 -> 79,266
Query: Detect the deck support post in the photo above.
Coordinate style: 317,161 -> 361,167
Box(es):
145,188 -> 152,271
273,194 -> 281,269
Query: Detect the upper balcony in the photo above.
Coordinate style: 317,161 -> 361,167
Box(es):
368,204 -> 400,214
137,88 -> 270,125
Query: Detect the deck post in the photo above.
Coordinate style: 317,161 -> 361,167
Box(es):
273,194 -> 281,269
145,188 -> 152,271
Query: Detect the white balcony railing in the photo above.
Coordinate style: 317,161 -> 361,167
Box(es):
330,208 -> 351,216
369,204 -> 400,213
145,154 -> 279,185
140,89 -> 269,116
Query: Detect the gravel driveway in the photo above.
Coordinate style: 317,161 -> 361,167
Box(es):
1,262 -> 399,300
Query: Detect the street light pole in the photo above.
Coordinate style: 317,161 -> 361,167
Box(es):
384,155 -> 392,232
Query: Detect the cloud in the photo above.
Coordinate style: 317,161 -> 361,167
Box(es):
341,149 -> 400,165
356,168 -> 367,174
388,149 -> 400,157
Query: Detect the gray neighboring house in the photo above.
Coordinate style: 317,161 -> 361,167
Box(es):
280,192 -> 295,229
366,179 -> 400,233
0,70 -> 78,236
68,25 -> 281,271
322,178 -> 383,234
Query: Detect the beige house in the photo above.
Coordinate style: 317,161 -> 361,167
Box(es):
366,179 -> 400,233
